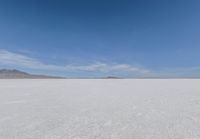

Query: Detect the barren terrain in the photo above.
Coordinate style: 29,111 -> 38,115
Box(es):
0,79 -> 200,139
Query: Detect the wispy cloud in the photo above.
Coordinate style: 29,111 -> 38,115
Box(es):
0,50 -> 67,71
1,49 -> 200,77
0,50 -> 150,76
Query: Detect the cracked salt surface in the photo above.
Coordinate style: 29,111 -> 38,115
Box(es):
0,79 -> 200,139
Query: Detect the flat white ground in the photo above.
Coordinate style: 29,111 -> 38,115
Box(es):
0,79 -> 200,139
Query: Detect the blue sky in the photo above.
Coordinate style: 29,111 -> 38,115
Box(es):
0,0 -> 200,77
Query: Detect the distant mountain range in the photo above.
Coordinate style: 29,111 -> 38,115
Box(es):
1,69 -> 198,79
0,69 -> 63,79
0,69 -> 122,79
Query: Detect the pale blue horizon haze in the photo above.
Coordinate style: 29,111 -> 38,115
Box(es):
0,0 -> 200,77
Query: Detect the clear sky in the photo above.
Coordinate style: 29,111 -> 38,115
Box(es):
0,0 -> 200,77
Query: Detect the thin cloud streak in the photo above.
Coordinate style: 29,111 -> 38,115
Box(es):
0,50 -> 150,75
1,49 -> 200,77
